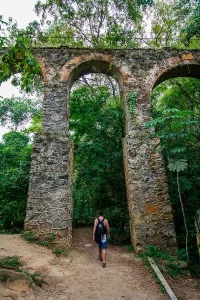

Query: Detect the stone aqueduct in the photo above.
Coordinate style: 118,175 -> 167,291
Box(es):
24,48 -> 200,252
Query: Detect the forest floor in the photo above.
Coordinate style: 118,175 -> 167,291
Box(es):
0,227 -> 199,300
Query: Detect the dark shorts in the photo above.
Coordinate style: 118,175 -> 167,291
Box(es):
98,240 -> 108,250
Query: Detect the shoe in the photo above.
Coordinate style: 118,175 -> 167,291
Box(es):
99,256 -> 103,261
102,263 -> 106,268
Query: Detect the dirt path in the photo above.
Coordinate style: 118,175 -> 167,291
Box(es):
0,228 -> 199,299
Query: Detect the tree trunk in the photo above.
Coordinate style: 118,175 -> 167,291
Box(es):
177,171 -> 189,261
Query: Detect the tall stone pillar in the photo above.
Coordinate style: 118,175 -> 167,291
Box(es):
25,82 -> 73,249
122,86 -> 177,253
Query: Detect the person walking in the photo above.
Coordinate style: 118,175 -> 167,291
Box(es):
93,211 -> 110,268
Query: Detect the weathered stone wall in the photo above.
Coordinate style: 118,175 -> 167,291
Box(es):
123,122 -> 176,251
25,47 -> 200,251
25,133 -> 73,249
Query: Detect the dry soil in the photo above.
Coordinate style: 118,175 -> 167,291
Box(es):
0,228 -> 199,300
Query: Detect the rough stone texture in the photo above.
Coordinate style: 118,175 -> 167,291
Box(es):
25,47 -> 200,251
25,133 -> 73,249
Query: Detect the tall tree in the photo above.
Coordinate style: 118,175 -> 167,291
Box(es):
178,0 -> 200,44
0,97 -> 41,131
0,132 -> 32,232
70,83 -> 129,243
146,0 -> 184,48
0,17 -> 42,93
145,0 -> 200,48
35,0 -> 154,48
146,77 -> 200,263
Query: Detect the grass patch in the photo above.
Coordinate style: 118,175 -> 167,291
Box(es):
125,244 -> 134,252
139,245 -> 189,279
21,231 -> 68,256
21,231 -> 39,243
0,255 -> 44,287
0,256 -> 22,270
37,240 -> 49,247
26,271 -> 44,287
49,233 -> 56,242
22,231 -> 50,247
52,249 -> 67,257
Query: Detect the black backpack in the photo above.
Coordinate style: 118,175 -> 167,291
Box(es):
95,217 -> 107,242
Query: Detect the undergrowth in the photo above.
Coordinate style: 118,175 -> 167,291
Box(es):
0,256 -> 22,270
21,230 -> 67,257
0,256 -> 43,286
52,249 -> 67,257
138,245 -> 190,293
140,245 -> 189,278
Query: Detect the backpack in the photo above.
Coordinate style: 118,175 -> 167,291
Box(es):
95,217 -> 107,243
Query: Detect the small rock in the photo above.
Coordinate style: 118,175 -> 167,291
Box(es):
84,243 -> 92,248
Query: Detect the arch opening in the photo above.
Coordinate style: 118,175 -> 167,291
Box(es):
150,71 -> 200,263
153,63 -> 200,89
66,59 -> 124,93
68,60 -> 130,245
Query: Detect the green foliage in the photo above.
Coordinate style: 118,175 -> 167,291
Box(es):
168,159 -> 188,173
0,17 -> 42,93
0,255 -> 44,287
179,0 -> 200,44
52,249 -> 67,257
141,245 -> 189,278
70,84 -> 130,243
28,271 -> 43,287
38,240 -> 49,247
22,231 -> 56,248
0,131 -> 32,232
26,113 -> 42,134
35,0 -> 154,48
176,248 -> 187,261
22,231 -> 69,258
143,245 -> 174,261
125,244 -> 134,252
146,0 -> 200,49
165,261 -> 188,279
127,91 -> 137,114
21,231 -> 39,243
48,232 -> 56,241
0,97 -> 41,130
0,256 -> 22,270
149,77 -> 200,268
148,0 -> 184,48
103,207 -> 130,244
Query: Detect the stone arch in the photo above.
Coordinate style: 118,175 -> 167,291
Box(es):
137,54 -> 200,251
153,63 -> 200,89
59,52 -> 133,93
58,52 -> 134,133
146,53 -> 200,94
27,49 -> 195,252
59,54 -> 131,242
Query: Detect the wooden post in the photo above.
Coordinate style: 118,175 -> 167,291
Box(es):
148,257 -> 178,300
195,210 -> 200,265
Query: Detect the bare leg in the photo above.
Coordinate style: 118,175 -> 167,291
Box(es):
99,248 -> 102,260
102,249 -> 106,264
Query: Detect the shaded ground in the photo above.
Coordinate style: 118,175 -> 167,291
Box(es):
0,228 -> 199,299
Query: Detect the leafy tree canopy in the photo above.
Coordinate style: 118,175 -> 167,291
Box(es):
147,77 -> 200,264
0,96 -> 41,131
0,131 -> 32,232
70,81 -> 129,243
178,0 -> 200,43
145,0 -> 200,48
0,16 -> 42,93
35,0 -> 154,48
